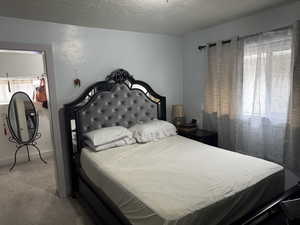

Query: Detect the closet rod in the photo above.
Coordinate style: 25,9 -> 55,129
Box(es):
197,25 -> 291,50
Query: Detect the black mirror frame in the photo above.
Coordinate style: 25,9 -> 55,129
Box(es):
7,91 -> 39,145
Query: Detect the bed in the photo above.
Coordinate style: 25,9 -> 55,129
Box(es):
63,69 -> 285,225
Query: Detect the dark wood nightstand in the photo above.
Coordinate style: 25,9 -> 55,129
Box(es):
177,128 -> 218,147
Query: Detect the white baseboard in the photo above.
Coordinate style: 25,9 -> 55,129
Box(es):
0,149 -> 53,168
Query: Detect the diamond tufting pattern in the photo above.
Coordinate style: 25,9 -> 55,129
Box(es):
78,84 -> 158,132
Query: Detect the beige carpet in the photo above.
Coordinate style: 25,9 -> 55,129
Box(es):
0,157 -> 93,225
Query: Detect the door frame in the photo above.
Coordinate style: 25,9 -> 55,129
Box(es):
0,41 -> 67,197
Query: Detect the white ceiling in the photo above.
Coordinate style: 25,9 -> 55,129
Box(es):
0,0 -> 297,35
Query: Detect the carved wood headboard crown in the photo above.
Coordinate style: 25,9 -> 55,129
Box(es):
105,69 -> 134,83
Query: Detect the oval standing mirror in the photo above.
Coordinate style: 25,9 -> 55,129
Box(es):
6,91 -> 47,171
8,91 -> 38,143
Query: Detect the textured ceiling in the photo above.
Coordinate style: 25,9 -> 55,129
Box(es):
0,0 -> 297,35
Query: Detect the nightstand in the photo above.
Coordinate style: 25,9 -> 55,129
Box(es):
177,129 -> 218,147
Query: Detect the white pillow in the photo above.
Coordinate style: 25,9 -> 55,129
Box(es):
83,126 -> 132,146
129,120 -> 177,143
85,137 -> 136,151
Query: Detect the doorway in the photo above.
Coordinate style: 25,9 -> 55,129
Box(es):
0,46 -> 63,220
0,49 -> 54,165
0,42 -> 91,225
0,42 -> 66,199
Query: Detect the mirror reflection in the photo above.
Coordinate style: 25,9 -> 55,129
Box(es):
8,92 -> 37,143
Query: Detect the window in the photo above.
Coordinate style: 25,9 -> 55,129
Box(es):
0,78 -> 36,105
242,29 -> 292,123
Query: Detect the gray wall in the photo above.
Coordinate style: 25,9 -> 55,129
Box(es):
0,16 -> 183,119
183,1 -> 300,121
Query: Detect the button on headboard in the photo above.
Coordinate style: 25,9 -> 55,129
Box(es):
78,83 -> 158,132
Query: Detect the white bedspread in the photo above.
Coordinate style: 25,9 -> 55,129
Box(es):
81,135 -> 284,225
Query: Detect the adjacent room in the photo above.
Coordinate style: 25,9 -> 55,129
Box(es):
0,50 -> 52,167
0,49 -> 63,223
0,0 -> 300,225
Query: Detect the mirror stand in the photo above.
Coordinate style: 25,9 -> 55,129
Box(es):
6,91 -> 47,171
8,133 -> 47,171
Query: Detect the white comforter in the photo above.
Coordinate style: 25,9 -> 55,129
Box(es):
81,135 -> 284,225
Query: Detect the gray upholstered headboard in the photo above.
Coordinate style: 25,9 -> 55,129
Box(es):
64,69 -> 166,152
78,83 -> 158,132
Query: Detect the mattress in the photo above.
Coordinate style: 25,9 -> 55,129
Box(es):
80,135 -> 284,225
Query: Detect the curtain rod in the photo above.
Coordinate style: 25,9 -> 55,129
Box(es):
197,25 -> 291,50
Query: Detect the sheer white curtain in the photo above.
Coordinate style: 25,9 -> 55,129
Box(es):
285,21 -> 300,176
203,28 -> 293,165
235,29 -> 292,164
203,38 -> 242,150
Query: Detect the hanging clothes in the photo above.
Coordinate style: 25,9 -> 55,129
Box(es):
35,78 -> 48,108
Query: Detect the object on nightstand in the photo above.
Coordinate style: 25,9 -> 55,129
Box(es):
172,104 -> 185,127
177,119 -> 198,132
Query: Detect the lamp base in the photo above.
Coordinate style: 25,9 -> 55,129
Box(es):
173,117 -> 185,127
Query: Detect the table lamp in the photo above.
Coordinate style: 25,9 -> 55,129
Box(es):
172,104 -> 185,127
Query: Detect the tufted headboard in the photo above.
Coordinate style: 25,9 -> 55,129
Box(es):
78,83 -> 158,132
64,69 -> 166,155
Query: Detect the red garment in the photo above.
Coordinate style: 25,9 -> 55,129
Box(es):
36,78 -> 47,103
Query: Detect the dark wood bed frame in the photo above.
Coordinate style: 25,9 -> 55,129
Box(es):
64,69 -> 166,225
63,69 -> 298,225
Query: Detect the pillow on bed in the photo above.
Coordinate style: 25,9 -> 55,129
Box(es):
85,136 -> 136,151
129,120 -> 177,143
83,126 -> 133,147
